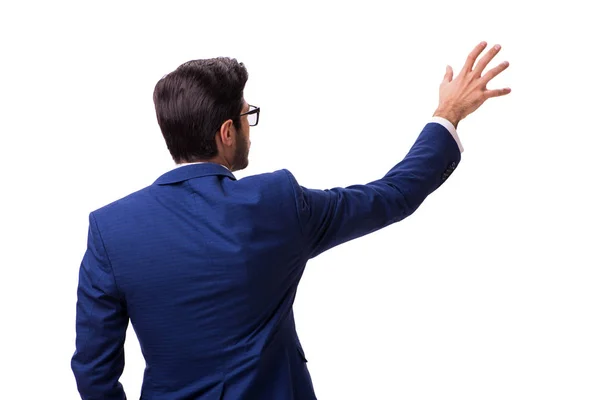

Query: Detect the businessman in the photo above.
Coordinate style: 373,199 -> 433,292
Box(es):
72,41 -> 511,399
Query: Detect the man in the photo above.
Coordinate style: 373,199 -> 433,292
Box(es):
72,42 -> 510,399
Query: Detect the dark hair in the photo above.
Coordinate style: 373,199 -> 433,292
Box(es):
153,57 -> 248,163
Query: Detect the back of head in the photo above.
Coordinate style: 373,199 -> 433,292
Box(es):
153,58 -> 249,163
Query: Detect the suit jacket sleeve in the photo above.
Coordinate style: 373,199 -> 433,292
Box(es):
285,122 -> 461,260
71,212 -> 128,400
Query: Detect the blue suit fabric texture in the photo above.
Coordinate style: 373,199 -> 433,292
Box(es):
72,122 -> 461,399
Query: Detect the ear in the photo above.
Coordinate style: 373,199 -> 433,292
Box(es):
217,119 -> 236,147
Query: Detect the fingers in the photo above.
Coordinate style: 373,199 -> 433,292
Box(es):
484,87 -> 512,99
473,44 -> 502,77
443,65 -> 454,83
482,61 -> 510,85
461,42 -> 487,75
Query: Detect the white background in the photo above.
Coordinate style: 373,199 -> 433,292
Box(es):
1,0 -> 599,399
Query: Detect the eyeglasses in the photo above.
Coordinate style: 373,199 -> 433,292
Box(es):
239,104 -> 260,126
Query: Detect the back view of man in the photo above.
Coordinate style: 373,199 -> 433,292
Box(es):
71,42 -> 510,399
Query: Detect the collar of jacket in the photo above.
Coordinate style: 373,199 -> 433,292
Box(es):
153,162 -> 236,185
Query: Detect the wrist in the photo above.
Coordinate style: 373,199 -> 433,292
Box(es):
433,107 -> 461,128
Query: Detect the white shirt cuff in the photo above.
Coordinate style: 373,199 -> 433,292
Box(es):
430,117 -> 464,153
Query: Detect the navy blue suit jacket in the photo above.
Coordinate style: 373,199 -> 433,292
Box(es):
72,122 -> 461,399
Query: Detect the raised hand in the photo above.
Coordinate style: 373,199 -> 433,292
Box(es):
434,41 -> 511,127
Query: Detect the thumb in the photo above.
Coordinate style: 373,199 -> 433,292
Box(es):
443,65 -> 453,83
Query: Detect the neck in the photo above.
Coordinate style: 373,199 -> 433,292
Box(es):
178,155 -> 232,170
